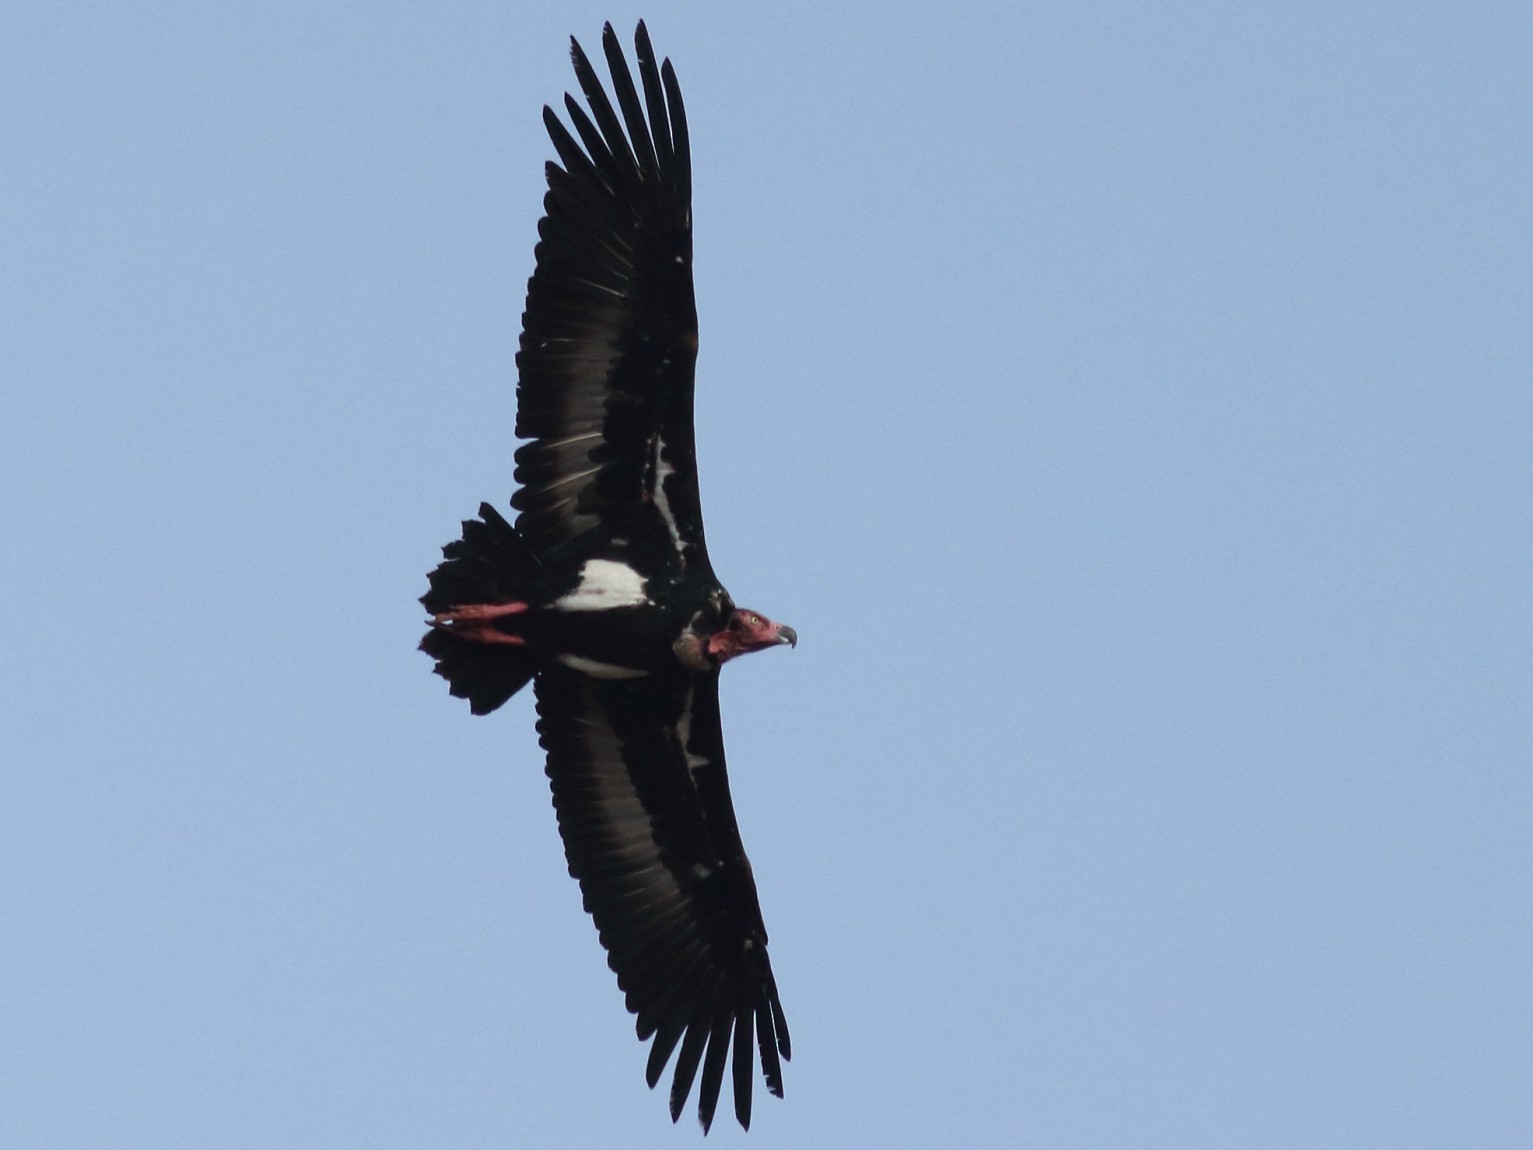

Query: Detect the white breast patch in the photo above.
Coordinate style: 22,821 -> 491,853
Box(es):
551,559 -> 649,612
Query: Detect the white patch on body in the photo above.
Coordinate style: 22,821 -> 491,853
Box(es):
555,653 -> 648,679
551,559 -> 649,612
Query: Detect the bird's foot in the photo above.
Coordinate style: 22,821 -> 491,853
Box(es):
429,601 -> 530,646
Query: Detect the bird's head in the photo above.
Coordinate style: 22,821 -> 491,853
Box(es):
704,608 -> 797,664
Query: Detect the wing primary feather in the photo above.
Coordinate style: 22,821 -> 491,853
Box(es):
602,23 -> 658,180
732,994 -> 756,1130
572,28 -> 640,188
560,95 -> 617,190
660,59 -> 690,204
645,1019 -> 685,1088
697,1002 -> 733,1133
771,988 -> 793,1061
755,997 -> 784,1098
633,22 -> 673,177
668,1014 -> 712,1123
542,106 -> 602,187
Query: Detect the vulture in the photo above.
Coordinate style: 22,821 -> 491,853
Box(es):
420,21 -> 794,1134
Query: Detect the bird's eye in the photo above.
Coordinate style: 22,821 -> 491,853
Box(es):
749,614 -> 762,627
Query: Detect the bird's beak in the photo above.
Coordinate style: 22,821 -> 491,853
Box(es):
776,624 -> 798,648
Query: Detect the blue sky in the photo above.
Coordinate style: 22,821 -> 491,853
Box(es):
3,2 -> 1530,1146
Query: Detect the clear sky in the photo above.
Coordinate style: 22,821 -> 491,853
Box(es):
3,2 -> 1530,1146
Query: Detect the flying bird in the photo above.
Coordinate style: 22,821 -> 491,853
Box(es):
420,22 -> 794,1133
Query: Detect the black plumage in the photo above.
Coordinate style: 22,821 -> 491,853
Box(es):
420,22 -> 795,1133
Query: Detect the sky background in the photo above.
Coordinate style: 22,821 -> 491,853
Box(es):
3,2 -> 1531,1146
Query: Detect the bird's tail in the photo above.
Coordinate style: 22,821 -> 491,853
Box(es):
420,503 -> 542,715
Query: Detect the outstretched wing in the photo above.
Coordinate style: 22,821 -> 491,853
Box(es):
513,21 -> 709,575
534,666 -> 791,1132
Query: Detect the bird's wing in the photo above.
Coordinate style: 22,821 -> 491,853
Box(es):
534,665 -> 790,1132
513,22 -> 709,575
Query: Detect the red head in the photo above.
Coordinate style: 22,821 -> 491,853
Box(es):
705,608 -> 798,665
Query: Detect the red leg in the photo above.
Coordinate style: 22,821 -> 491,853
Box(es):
430,602 -> 530,646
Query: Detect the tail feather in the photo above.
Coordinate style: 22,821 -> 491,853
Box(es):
420,626 -> 537,715
421,503 -> 541,614
421,503 -> 543,714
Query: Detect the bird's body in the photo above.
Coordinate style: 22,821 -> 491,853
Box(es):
420,22 -> 794,1133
